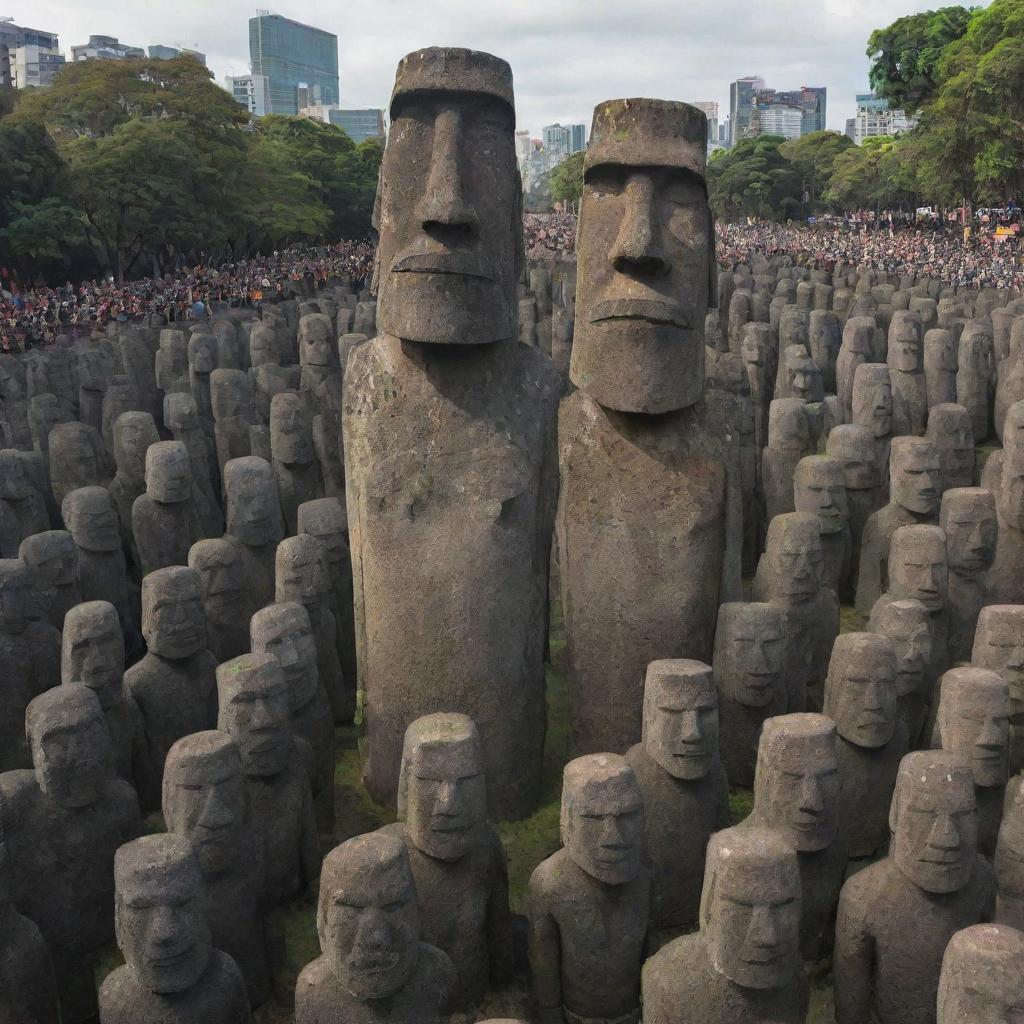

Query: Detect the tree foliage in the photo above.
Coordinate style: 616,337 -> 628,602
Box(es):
550,152 -> 584,204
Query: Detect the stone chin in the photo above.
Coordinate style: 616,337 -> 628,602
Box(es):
339,949 -> 415,1002
783,820 -> 835,854
654,749 -> 712,781
572,849 -> 640,886
139,944 -> 207,994
715,953 -> 790,991
414,826 -> 475,862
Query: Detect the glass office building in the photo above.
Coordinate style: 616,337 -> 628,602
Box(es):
249,14 -> 339,116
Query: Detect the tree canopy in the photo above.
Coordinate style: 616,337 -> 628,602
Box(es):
550,151 -> 584,205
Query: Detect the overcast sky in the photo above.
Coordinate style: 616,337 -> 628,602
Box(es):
16,0 -> 979,135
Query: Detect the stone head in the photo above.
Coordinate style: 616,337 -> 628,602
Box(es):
571,98 -> 711,413
50,422 -> 104,487
890,437 -> 941,516
793,455 -> 849,536
250,602 -> 319,710
77,345 -> 108,392
397,712 -> 486,861
113,411 -> 159,484
936,667 -> 1010,788
823,632 -> 898,748
888,524 -> 948,612
867,595 -> 933,708
843,315 -> 876,356
156,330 -> 187,385
641,659 -> 719,780
145,441 -> 193,504
888,312 -> 923,372
741,322 -> 769,370
940,488 -> 997,578
752,714 -> 839,852
187,333 -> 215,375
28,393 -> 66,453
937,924 -> 1024,1024
0,352 -> 24,401
825,424 -> 878,491
997,777 -> 1024,889
925,328 -> 958,373
187,537 -> 244,616
141,566 -> 206,659
756,512 -> 824,605
0,449 -> 32,503
61,600 -> 124,702
163,731 -> 246,875
163,392 -> 200,434
26,683 -> 111,808
375,47 -> 519,347
852,363 -> 892,438
62,485 -> 121,552
700,826 -> 801,990
298,314 -> 335,368
960,320 -> 995,374
275,534 -> 330,609
0,558 -> 34,635
890,750 -> 977,893
767,398 -> 812,455
210,369 -> 252,422
778,308 -> 809,350
296,497 -> 348,564
317,832 -> 420,1000
270,391 -> 314,464
216,653 -> 292,778
973,606 -> 1024,719
790,355 -> 823,404
1001,402 -> 1024,530
249,323 -> 279,368
713,602 -> 786,708
20,529 -> 78,595
224,456 -> 282,547
114,835 -> 211,994
560,753 -> 644,885
927,402 -> 975,478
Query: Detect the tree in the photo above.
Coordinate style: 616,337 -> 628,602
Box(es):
707,136 -> 804,222
822,136 -> 919,213
779,130 -> 855,208
550,152 -> 584,205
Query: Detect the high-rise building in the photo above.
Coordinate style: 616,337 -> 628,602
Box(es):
148,44 -> 207,65
300,105 -> 386,144
249,13 -> 338,116
225,72 -> 271,118
516,129 -> 532,167
12,44 -> 65,87
729,76 -> 763,147
775,86 -> 827,135
0,18 -> 58,56
569,123 -> 587,154
845,117 -> 856,142
70,35 -> 145,61
542,123 -> 571,160
851,92 -> 912,145
692,101 -> 719,151
754,101 -> 804,140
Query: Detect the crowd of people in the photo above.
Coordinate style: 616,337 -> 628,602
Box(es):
524,211 -> 578,261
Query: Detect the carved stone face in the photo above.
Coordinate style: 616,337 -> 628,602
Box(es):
114,837 -> 211,994
298,315 -> 334,368
938,669 -> 1010,788
217,654 -> 292,778
399,713 -> 486,861
929,404 -> 975,486
163,393 -> 199,434
852,365 -> 892,438
142,568 -> 206,659
561,754 -> 644,885
889,319 -> 923,373
249,325 -> 279,368
571,100 -> 710,413
156,334 -> 188,389
826,425 -> 877,491
974,607 -> 1024,721
791,358 -> 823,403
318,835 -> 419,1000
297,498 -> 347,564
114,412 -> 158,483
0,559 -> 34,634
925,329 -> 957,372
937,925 -> 1024,1024
843,317 -> 875,356
941,489 -> 997,577
824,634 -> 898,748
77,347 -> 108,392
251,603 -> 319,710
270,393 -> 314,464
28,394 -> 65,453
759,513 -> 823,604
702,828 -> 801,990
0,450 -> 31,502
642,660 -> 719,780
275,536 -> 330,610
225,458 -> 282,547
62,601 -> 124,698
188,335 -> 215,375
1001,405 -> 1024,531
163,733 -> 246,876
146,442 -> 192,504
210,370 -> 252,423
794,457 -> 849,535
63,486 -> 121,552
713,603 -> 786,708
52,424 -> 102,488
768,399 -> 812,455
869,597 -> 933,706
889,525 -> 948,612
27,685 -> 111,808
753,715 -> 839,852
891,440 -> 941,516
891,752 -> 977,894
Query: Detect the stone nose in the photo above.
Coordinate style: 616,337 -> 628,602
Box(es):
416,109 -> 479,239
610,174 -> 670,279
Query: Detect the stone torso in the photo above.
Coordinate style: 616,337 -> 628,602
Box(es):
133,495 -> 199,576
946,572 -> 987,664
77,546 -> 130,606
983,452 -> 1024,605
0,623 -> 61,771
717,692 -> 787,789
0,905 -> 61,1024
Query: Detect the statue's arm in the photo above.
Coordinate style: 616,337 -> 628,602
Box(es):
527,868 -> 563,1024
488,836 -> 515,987
833,881 -> 875,1024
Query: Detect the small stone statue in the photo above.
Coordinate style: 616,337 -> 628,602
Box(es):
295,832 -> 456,1024
837,315 -> 878,421
155,329 -> 190,398
270,391 -> 323,535
851,363 -> 893,499
823,633 -> 907,858
927,402 -> 976,493
995,775 -> 1024,931
132,440 -> 201,576
887,310 -> 927,436
47,421 -> 110,508
793,454 -> 852,600
834,751 -> 995,1024
712,602 -> 787,787
98,834 -> 252,1024
958,319 -> 996,443
188,538 -> 249,663
162,731 -> 270,1006
825,423 -> 880,569
211,369 -> 254,477
983,401 -> 1024,604
0,448 -> 49,557
641,827 -> 808,1024
937,923 -> 1024,1024
19,529 -> 81,629
763,398 -> 815,524
528,754 -> 650,1024
164,391 -> 223,538
625,660 -> 729,934
973,605 -> 1024,776
109,410 -> 160,570
188,332 -> 216,424
924,327 -> 959,408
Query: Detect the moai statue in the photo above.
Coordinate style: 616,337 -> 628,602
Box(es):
124,566 -> 218,811
0,685 -> 141,1023
927,402 -> 976,493
809,309 -> 841,393
888,311 -> 927,435
624,660 -> 729,934
834,751 -> 995,1024
851,362 -> 893,498
76,343 -> 110,432
973,606 -> 1024,776
0,352 -> 32,449
344,48 -> 561,815
528,754 -> 650,1024
763,398 -> 815,524
996,776 -> 1024,930
211,369 -> 254,477
297,496 -> 355,687
187,332 -> 216,423
381,713 -> 513,1010
132,441 -> 201,576
47,421 -> 110,507
270,391 -> 323,535
742,714 -> 845,961
773,343 -> 809,401
223,455 -> 283,620
741,321 -> 772,452
155,329 -> 190,397
838,315 -> 878,421
213,319 -> 246,370
162,731 -> 270,1007
793,454 -> 852,599
934,667 -> 1010,857
924,328 -> 958,408
824,633 -> 907,859
99,834 -> 251,1024
983,401 -> 1024,604
28,392 -> 70,458
958,320 -> 996,442
250,602 -> 335,834
295,832 -> 456,1024
727,289 -> 750,352
855,436 -> 941,615
937,923 -> 1024,1024
0,558 -> 61,771
641,827 -> 808,1024
940,487 -> 997,662
557,99 -> 741,761
713,602 -> 787,787
187,538 -> 249,663
109,410 -> 160,570
826,423 -> 880,571
216,653 -> 318,905
164,391 -> 223,538
102,376 -> 140,461
752,513 -> 839,712
0,449 -> 49,556
275,533 -> 348,722
19,529 -> 81,629
61,600 -> 149,794
298,313 -> 345,506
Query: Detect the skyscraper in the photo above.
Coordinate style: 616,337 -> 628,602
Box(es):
542,123 -> 571,159
776,86 -> 827,134
570,123 -> 587,153
729,76 -> 763,147
248,13 -> 338,116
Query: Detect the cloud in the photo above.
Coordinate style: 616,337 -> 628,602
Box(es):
14,0 -> 983,135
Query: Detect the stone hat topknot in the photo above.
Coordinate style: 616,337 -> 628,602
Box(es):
391,47 -> 514,116
585,99 -> 707,182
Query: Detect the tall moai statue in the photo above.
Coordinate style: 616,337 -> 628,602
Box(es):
132,440 -> 201,576
557,98 -> 740,756
937,923 -> 1024,1024
851,363 -> 893,499
996,776 -> 1024,930
188,538 -> 249,664
973,605 -> 1024,776
342,48 -> 561,817
19,530 -> 81,630
983,400 -> 1024,604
